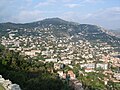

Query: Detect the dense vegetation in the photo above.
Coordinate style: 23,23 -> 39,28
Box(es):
0,44 -> 70,90
77,72 -> 120,90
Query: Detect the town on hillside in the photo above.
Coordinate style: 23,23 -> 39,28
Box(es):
0,24 -> 120,90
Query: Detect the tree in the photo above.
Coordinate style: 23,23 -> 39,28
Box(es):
73,66 -> 79,77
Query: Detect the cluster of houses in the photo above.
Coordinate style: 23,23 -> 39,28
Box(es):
113,73 -> 120,81
0,27 -> 120,87
0,75 -> 21,90
57,70 -> 75,80
80,63 -> 108,72
57,70 -> 83,90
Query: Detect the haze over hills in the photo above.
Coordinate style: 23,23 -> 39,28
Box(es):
109,29 -> 120,38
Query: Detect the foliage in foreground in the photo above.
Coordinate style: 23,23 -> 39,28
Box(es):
0,44 -> 69,90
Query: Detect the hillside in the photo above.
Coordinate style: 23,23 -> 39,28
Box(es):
110,29 -> 120,38
0,18 -> 120,49
0,18 -> 120,90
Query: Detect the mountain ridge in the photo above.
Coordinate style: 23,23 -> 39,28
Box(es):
0,18 -> 120,49
0,18 -> 105,29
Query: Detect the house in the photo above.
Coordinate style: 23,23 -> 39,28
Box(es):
57,71 -> 66,79
9,48 -> 16,51
60,60 -> 72,65
104,78 -> 109,85
54,63 -> 61,70
80,63 -> 95,69
96,63 -> 108,70
57,71 -> 64,77
24,51 -> 36,57
68,65 -> 73,69
62,73 -> 67,79
68,70 -> 76,80
85,68 -> 95,73
57,70 -> 76,80
113,73 -> 120,80
41,51 -> 49,55
24,50 -> 41,57
45,58 -> 57,63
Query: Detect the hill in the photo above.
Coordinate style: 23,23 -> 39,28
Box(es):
0,18 -> 120,49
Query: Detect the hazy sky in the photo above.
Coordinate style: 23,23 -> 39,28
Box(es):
0,0 -> 120,29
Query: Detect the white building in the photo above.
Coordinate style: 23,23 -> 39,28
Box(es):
60,60 -> 72,65
113,73 -> 120,80
57,71 -> 64,77
96,63 -> 108,70
85,68 -> 95,73
80,63 -> 95,69
45,58 -> 57,63
54,63 -> 61,70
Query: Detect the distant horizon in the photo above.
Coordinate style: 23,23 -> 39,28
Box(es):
0,17 -> 119,30
0,0 -> 120,29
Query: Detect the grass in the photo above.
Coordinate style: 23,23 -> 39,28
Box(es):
0,84 -> 5,90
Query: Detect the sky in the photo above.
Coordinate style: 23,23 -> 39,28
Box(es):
0,0 -> 120,29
